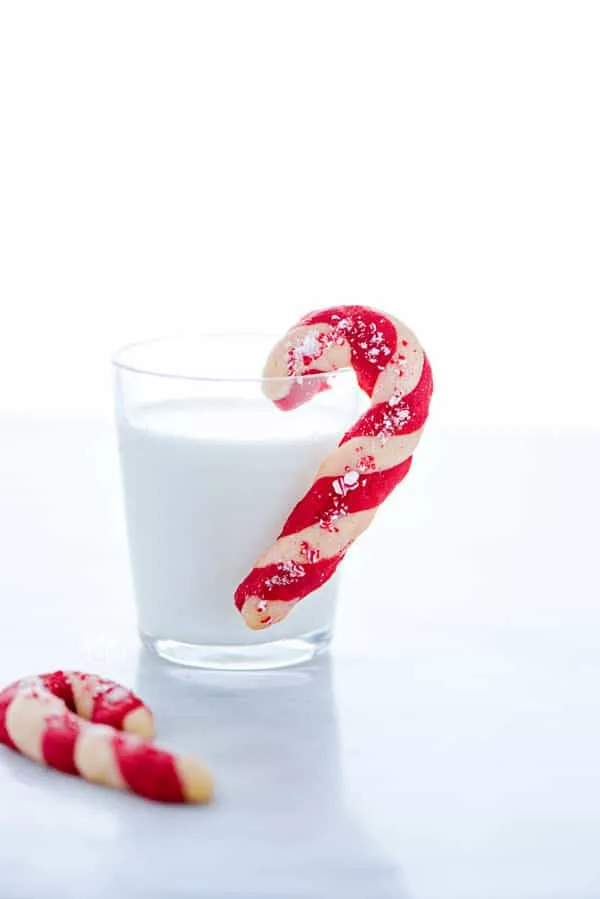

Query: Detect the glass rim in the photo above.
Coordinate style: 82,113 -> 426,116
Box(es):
112,334 -> 353,385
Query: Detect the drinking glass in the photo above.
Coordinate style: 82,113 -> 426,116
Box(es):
113,335 -> 357,670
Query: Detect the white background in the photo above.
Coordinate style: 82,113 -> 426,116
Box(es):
0,1 -> 598,427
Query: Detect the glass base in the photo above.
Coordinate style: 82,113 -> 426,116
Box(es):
140,627 -> 332,671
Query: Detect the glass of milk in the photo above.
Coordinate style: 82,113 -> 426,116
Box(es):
113,335 -> 358,670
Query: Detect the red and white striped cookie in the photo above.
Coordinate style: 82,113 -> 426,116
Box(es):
0,671 -> 212,803
235,305 -> 433,629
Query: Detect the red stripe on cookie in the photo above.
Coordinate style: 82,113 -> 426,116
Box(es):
342,354 -> 433,443
235,552 -> 345,610
274,370 -> 331,411
278,458 -> 412,539
113,736 -> 185,803
41,713 -> 82,774
41,671 -> 76,712
91,682 -> 144,731
300,306 -> 398,396
0,684 -> 20,750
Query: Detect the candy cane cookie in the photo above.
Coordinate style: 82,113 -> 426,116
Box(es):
0,671 -> 212,803
235,305 -> 433,629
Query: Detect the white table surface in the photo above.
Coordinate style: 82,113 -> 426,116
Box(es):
0,417 -> 599,899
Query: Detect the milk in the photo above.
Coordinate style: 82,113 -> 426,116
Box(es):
117,397 -> 343,646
